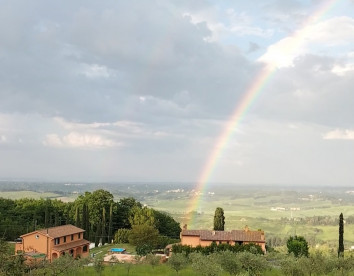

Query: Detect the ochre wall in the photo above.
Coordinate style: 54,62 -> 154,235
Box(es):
22,233 -> 51,255
181,236 -> 201,247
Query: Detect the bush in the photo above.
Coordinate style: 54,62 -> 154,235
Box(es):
128,224 -> 159,247
286,236 -> 309,257
136,244 -> 153,256
171,242 -> 263,256
114,228 -> 131,243
168,253 -> 188,274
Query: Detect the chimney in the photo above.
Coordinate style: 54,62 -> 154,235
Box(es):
212,231 -> 215,236
183,224 -> 187,230
244,225 -> 249,232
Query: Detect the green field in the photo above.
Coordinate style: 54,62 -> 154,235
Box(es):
0,191 -> 62,200
1,183 -> 354,247
142,186 -> 354,247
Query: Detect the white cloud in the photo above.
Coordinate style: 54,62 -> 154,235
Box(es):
183,9 -> 273,43
323,129 -> 354,140
259,16 -> 354,68
332,63 -> 354,76
81,63 -> 111,79
43,132 -> 118,148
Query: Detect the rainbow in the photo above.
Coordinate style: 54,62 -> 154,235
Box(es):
186,0 -> 341,227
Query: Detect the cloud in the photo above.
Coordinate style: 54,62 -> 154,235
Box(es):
80,64 -> 111,79
323,129 -> 354,140
0,135 -> 6,143
43,132 -> 118,149
259,16 -> 354,68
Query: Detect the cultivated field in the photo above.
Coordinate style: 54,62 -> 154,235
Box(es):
1,182 -> 353,247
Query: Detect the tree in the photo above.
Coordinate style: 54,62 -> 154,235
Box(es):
82,203 -> 90,240
168,253 -> 188,275
338,212 -> 344,258
238,251 -> 268,276
128,224 -> 159,247
154,210 -> 181,239
190,252 -> 222,276
129,206 -> 155,227
108,203 -> 113,243
216,251 -> 242,275
280,254 -> 306,276
101,207 -> 106,245
116,197 -> 142,229
114,229 -> 131,243
286,236 -> 309,257
145,253 -> 160,269
213,207 -> 225,231
136,244 -> 153,256
93,255 -> 105,275
75,206 -> 80,227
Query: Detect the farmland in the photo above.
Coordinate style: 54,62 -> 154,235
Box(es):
1,181 -> 354,247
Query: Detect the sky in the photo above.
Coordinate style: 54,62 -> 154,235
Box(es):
0,0 -> 354,185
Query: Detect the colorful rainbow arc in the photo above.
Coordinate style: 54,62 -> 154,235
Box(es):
185,0 -> 341,227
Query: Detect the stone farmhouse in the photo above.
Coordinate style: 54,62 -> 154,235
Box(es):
15,224 -> 90,261
180,225 -> 266,252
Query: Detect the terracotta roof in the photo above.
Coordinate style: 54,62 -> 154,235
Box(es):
22,225 -> 84,239
181,229 -> 264,242
53,239 -> 90,252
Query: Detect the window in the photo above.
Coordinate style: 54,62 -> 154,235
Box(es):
71,234 -> 74,241
63,236 -> 66,243
78,233 -> 81,239
54,238 -> 60,245
83,245 -> 88,252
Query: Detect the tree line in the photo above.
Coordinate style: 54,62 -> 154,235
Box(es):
0,189 -> 181,245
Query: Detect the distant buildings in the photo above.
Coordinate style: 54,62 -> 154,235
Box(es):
180,225 -> 266,252
15,224 -> 90,261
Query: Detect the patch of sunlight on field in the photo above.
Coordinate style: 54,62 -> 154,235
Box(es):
0,191 -> 61,200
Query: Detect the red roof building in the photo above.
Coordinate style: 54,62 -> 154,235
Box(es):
180,225 -> 265,252
15,224 -> 90,261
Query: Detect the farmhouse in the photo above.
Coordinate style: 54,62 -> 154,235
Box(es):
15,224 -> 90,261
180,225 -> 266,252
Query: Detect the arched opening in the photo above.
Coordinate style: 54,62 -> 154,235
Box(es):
52,252 -> 58,259
76,247 -> 82,258
69,249 -> 74,256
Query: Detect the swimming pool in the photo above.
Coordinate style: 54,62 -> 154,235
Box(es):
110,248 -> 125,253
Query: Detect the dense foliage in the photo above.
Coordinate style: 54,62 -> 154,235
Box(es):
172,242 -> 264,256
213,207 -> 225,231
286,236 -> 309,257
338,212 -> 344,257
0,189 -> 181,244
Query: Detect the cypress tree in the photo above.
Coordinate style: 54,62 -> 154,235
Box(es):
75,206 -> 81,227
108,203 -> 113,243
82,203 -> 90,240
101,207 -> 106,245
213,207 -> 225,231
338,212 -> 344,257
44,205 -> 49,228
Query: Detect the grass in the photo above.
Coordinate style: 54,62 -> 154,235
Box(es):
68,263 -> 283,276
0,191 -> 61,200
146,191 -> 354,246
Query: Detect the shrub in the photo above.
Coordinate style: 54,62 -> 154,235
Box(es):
114,228 -> 131,243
